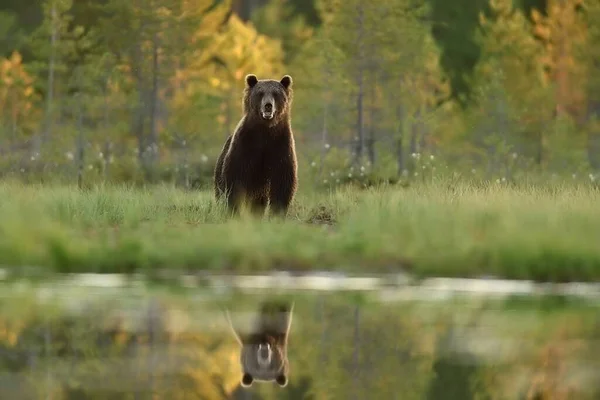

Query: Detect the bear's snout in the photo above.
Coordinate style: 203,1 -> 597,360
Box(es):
260,95 -> 276,120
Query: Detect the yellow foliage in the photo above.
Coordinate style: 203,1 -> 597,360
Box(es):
531,0 -> 587,118
0,51 -> 41,139
168,12 -> 285,138
199,14 -> 285,88
473,0 -> 552,131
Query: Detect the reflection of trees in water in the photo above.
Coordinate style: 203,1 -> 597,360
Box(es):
0,294 -> 598,399
0,298 -> 241,399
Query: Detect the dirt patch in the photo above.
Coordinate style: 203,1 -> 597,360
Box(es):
305,205 -> 336,226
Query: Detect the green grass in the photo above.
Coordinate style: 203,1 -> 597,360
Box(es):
0,179 -> 599,281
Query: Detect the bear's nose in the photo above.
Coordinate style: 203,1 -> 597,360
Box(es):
264,103 -> 273,111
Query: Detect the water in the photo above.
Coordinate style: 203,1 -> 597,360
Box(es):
0,277 -> 598,399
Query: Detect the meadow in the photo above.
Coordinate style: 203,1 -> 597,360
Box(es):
0,177 -> 599,282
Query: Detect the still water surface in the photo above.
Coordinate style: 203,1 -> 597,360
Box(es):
0,279 -> 598,399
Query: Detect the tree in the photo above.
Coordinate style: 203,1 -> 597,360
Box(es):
0,10 -> 24,56
470,0 -> 549,168
0,51 -> 40,143
26,0 -> 88,157
426,0 -> 489,103
374,0 -> 451,174
94,0 -> 233,180
179,13 -> 285,141
583,0 -> 600,170
250,0 -> 315,64
532,0 -> 586,120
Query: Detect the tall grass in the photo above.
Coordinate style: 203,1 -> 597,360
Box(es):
0,178 -> 598,281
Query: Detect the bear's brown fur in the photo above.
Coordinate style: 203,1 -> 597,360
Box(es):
214,74 -> 298,217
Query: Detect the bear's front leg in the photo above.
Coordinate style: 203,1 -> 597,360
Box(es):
214,135 -> 232,200
222,179 -> 244,215
228,187 -> 244,216
268,156 -> 297,217
250,194 -> 268,216
222,159 -> 246,216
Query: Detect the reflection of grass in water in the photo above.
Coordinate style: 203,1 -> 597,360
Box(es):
0,180 -> 599,281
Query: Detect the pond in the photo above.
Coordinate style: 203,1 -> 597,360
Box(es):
0,277 -> 598,399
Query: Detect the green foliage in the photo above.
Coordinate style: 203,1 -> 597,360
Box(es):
250,0 -> 315,64
0,10 -> 24,56
25,0 -> 84,95
427,0 -> 490,102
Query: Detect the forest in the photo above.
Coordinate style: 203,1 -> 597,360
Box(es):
0,0 -> 599,186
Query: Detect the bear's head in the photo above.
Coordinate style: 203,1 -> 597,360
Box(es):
243,74 -> 293,126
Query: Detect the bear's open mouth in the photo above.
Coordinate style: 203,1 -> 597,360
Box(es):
261,111 -> 274,120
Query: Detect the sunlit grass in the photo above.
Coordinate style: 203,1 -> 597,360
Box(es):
0,178 -> 598,281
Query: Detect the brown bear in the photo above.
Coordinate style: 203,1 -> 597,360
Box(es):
214,74 -> 298,217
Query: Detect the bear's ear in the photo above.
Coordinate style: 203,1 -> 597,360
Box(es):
245,74 -> 258,88
280,75 -> 292,90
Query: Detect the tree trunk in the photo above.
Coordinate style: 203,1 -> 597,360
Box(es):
408,110 -> 420,174
587,102 -> 600,171
132,41 -> 147,170
36,2 -> 59,159
353,0 -> 365,167
146,31 -> 160,182
319,90 -> 329,182
76,95 -> 84,189
367,70 -> 377,166
103,74 -> 111,181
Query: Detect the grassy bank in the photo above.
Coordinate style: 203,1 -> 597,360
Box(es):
0,179 -> 598,281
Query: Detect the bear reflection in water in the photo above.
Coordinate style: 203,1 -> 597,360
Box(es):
225,300 -> 294,388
